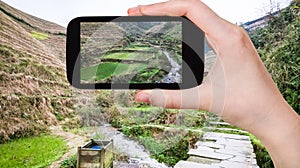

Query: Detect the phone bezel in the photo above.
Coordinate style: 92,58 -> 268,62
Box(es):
66,16 -> 204,89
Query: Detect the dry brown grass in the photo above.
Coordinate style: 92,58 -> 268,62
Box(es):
0,1 -> 77,143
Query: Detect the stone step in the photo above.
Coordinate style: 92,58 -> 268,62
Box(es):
212,160 -> 259,168
203,132 -> 250,141
175,159 -> 259,168
175,131 -> 259,168
174,161 -> 221,168
187,156 -> 221,165
188,148 -> 234,160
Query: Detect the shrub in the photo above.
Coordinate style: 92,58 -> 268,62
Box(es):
122,125 -> 200,166
61,155 -> 77,168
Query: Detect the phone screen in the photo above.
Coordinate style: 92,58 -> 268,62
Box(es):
80,21 -> 182,84
67,16 -> 204,89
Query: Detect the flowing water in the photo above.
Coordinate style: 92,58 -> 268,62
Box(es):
161,50 -> 181,83
97,125 -> 170,168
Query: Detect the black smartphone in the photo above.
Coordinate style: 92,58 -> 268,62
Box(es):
67,16 -> 204,89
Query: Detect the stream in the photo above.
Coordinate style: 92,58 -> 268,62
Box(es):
161,51 -> 181,83
96,124 -> 171,168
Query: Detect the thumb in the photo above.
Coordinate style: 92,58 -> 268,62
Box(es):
135,83 -> 211,110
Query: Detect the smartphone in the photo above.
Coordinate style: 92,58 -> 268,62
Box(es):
66,16 -> 204,89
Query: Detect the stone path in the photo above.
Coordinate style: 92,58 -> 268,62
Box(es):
174,122 -> 259,168
49,125 -> 89,168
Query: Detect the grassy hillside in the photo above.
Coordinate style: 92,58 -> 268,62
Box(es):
0,1 -> 215,167
0,1 -> 76,143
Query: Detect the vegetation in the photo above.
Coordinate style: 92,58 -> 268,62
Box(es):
0,135 -> 67,168
89,90 -> 209,166
0,3 -> 79,151
80,47 -> 176,83
31,31 -> 49,40
3,0 -> 298,167
61,154 -> 77,168
77,1 -> 299,167
251,135 -> 274,168
249,0 -> 300,113
0,5 -> 32,28
0,2 -> 79,168
80,22 -> 182,84
122,125 -> 200,166
238,2 -> 300,167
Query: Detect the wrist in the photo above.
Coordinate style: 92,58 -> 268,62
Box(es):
250,99 -> 298,142
249,99 -> 300,167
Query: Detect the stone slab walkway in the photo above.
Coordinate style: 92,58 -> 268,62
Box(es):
174,122 -> 259,168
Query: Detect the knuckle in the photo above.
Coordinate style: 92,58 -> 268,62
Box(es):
230,26 -> 248,42
168,97 -> 180,109
137,5 -> 144,15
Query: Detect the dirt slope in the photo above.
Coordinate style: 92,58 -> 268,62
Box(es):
0,1 -> 75,143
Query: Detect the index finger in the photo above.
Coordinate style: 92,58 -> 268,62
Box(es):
128,0 -> 232,40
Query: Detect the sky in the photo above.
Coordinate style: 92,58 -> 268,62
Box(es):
1,0 -> 293,27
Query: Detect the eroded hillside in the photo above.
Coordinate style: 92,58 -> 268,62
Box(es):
0,1 -> 75,143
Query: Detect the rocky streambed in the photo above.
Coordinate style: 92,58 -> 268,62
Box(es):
161,50 -> 181,83
96,125 -> 170,168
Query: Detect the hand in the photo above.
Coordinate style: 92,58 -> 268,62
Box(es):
128,0 -> 300,167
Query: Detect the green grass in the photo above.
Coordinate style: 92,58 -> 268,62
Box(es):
124,44 -> 151,50
102,50 -> 154,61
80,45 -> 170,82
0,135 -> 68,168
81,62 -> 148,82
81,62 -> 128,81
61,154 -> 77,168
102,52 -> 132,59
96,62 -> 126,80
31,31 -> 49,40
80,64 -> 98,81
122,125 -> 200,166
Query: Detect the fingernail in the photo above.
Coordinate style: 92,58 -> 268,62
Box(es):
136,93 -> 150,103
128,6 -> 139,15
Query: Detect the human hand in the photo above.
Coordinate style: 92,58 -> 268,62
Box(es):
128,0 -> 284,133
128,1 -> 300,167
